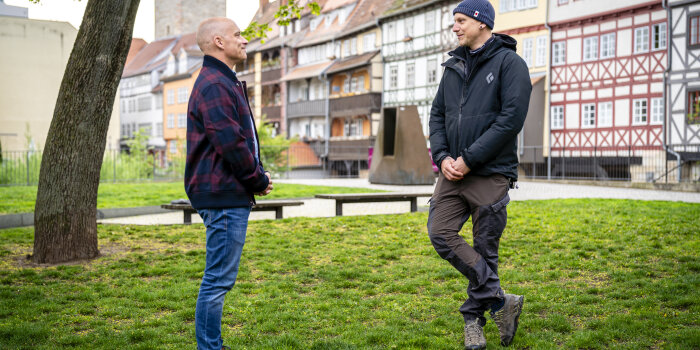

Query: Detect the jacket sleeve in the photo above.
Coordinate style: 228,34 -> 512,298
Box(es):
199,83 -> 269,193
462,53 -> 531,170
429,74 -> 450,170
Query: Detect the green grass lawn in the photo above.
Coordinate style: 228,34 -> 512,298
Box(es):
0,199 -> 698,349
0,182 -> 382,214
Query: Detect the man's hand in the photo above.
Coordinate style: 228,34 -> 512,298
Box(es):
452,156 -> 471,176
256,172 -> 273,196
441,156 -> 464,181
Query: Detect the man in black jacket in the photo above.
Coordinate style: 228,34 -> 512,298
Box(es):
427,0 -> 531,349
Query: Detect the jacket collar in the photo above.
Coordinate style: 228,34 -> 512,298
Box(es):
203,55 -> 238,83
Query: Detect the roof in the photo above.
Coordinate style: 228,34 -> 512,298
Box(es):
122,33 -> 197,78
338,0 -> 393,38
161,59 -> 203,83
321,0 -> 356,13
122,37 -> 177,77
281,61 -> 334,81
326,50 -> 379,74
126,38 -> 147,66
381,0 -> 443,19
531,75 -> 545,86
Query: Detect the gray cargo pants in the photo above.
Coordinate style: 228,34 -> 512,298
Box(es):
427,173 -> 510,325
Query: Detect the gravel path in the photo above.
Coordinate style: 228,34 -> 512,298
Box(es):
98,179 -> 699,225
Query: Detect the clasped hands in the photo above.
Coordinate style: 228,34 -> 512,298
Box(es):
441,156 -> 470,181
255,172 -> 274,196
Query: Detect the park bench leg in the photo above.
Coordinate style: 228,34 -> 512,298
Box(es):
184,210 -> 192,225
410,198 -> 417,212
336,201 -> 343,216
275,207 -> 283,219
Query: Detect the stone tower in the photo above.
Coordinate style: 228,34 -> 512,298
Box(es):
155,0 -> 226,39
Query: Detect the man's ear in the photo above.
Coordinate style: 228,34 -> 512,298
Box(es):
214,35 -> 224,49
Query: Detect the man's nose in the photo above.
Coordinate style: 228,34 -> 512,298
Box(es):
452,23 -> 459,32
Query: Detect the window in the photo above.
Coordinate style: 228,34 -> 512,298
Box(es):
390,65 -> 398,88
363,33 -> 376,52
582,104 -> 596,127
633,99 -> 648,124
551,106 -> 564,129
350,77 -> 358,92
167,90 -> 175,105
156,122 -> 163,137
343,39 -> 350,57
635,27 -> 649,53
601,33 -> 615,59
691,14 -> 700,46
177,87 -> 188,104
167,113 -> 174,128
178,113 -> 186,128
558,0 -> 568,4
405,17 -> 414,37
350,38 -> 357,55
387,23 -> 396,43
357,76 -> 365,92
155,94 -> 163,109
170,140 -> 177,154
583,36 -> 598,61
689,90 -> 700,124
425,11 -> 435,33
501,0 -> 537,12
343,77 -> 350,93
552,42 -> 566,65
522,38 -> 533,67
653,23 -> 667,50
427,59 -> 438,84
651,98 -> 663,124
406,63 -> 415,87
536,36 -> 546,67
137,96 -> 151,112
598,102 -> 613,127
344,118 -> 363,137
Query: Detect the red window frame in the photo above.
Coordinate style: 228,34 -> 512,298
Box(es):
690,13 -> 700,47
689,90 -> 700,125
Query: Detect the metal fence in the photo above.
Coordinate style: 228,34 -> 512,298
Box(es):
4,144 -> 698,186
518,146 -> 700,183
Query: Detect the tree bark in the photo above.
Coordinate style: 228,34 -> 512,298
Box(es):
33,0 -> 140,264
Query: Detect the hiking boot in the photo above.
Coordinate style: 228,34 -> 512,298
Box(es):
491,293 -> 524,346
464,319 -> 486,350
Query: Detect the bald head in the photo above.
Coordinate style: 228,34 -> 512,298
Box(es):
197,17 -> 237,54
196,17 -> 248,68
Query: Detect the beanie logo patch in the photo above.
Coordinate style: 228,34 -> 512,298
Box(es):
474,11 -> 479,17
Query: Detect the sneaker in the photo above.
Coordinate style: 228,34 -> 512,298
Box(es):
464,319 -> 487,350
490,293 -> 524,346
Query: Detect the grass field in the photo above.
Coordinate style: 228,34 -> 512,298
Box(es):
0,182 -> 382,214
0,199 -> 698,349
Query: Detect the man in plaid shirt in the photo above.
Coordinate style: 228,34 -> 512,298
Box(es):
186,17 -> 273,350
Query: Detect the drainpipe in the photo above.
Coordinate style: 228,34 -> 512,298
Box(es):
661,0 -> 682,183
545,6 -> 553,180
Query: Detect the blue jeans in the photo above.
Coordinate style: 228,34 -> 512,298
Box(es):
195,206 -> 251,350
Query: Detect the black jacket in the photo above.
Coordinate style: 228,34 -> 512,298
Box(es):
429,33 -> 532,180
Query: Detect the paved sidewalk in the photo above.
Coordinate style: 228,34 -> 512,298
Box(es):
98,178 -> 700,226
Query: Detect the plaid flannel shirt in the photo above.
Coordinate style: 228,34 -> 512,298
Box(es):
185,55 -> 269,209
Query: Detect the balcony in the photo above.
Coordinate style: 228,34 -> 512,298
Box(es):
261,68 -> 281,84
261,105 -> 281,122
330,93 -> 381,117
237,71 -> 255,85
287,99 -> 326,118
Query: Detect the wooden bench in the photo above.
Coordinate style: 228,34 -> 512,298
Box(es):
314,192 -> 433,216
161,200 -> 304,224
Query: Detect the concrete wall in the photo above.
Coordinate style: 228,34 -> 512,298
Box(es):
0,17 -> 120,152
155,0 -> 226,39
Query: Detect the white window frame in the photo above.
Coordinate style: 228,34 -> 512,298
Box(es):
522,38 -> 534,67
167,90 -> 175,105
598,102 -> 613,127
350,37 -> 357,55
633,99 -> 648,125
634,27 -> 649,53
389,65 -> 398,89
536,36 -> 546,67
583,36 -> 598,61
552,42 -> 566,66
178,113 -> 186,128
177,87 -> 187,104
600,33 -> 615,59
169,140 -> 177,154
582,103 -> 596,128
427,58 -> 438,84
651,98 -> 664,124
406,63 -> 415,88
551,106 -> 564,129
404,17 -> 414,37
425,10 -> 435,33
363,33 -> 375,52
156,122 -> 163,137
167,113 -> 174,129
343,39 -> 350,57
652,23 -> 667,50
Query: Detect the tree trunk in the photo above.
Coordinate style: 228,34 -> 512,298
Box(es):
33,0 -> 140,264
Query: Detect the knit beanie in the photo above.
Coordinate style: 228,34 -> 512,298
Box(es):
453,0 -> 495,30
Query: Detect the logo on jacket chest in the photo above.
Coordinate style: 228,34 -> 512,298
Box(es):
486,72 -> 494,85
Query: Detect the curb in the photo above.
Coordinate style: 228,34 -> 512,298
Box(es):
0,206 -> 170,229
